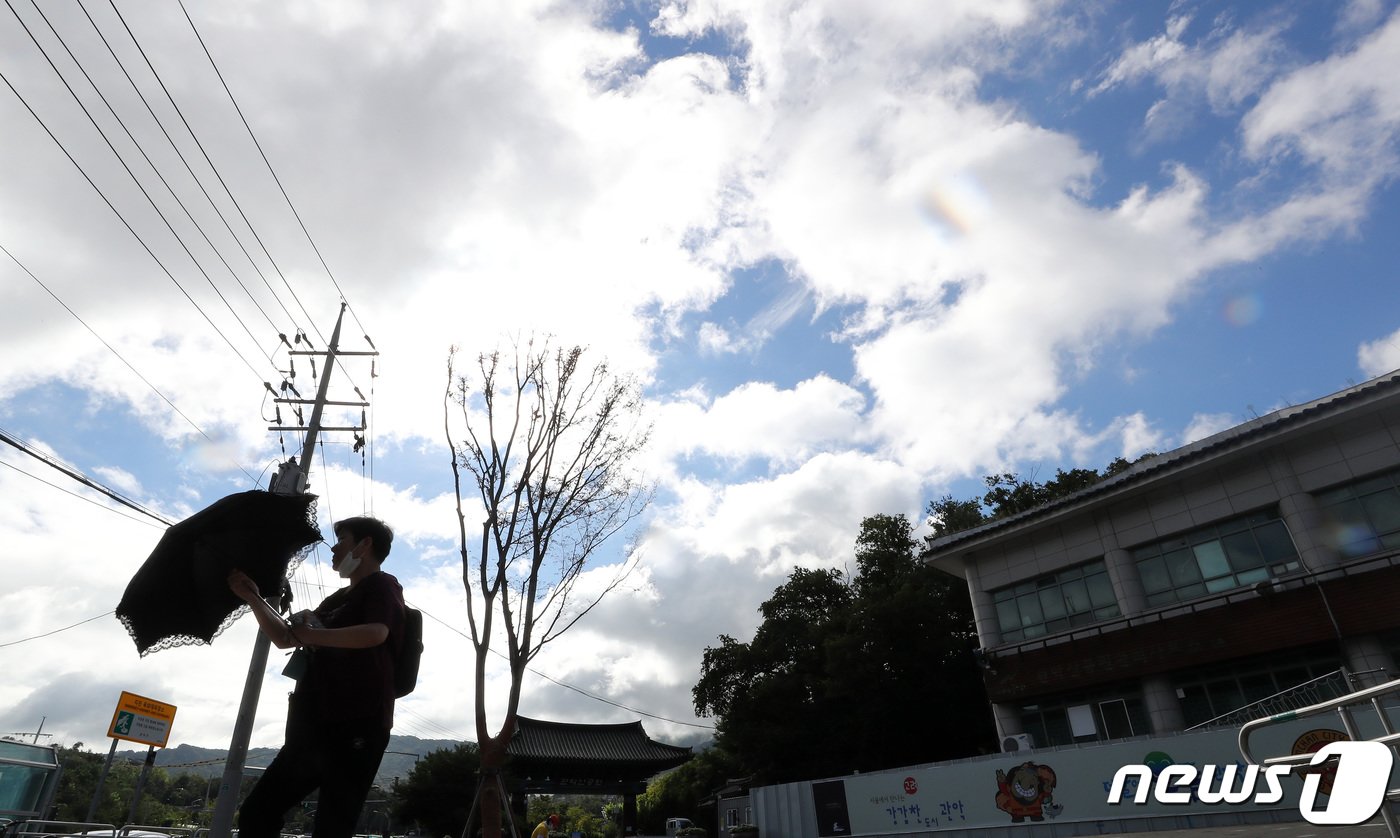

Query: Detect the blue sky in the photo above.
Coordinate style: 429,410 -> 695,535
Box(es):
2,0 -> 1399,756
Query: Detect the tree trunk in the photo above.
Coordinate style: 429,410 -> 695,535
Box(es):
477,730 -> 513,838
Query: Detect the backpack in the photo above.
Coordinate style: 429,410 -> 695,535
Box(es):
395,606 -> 423,698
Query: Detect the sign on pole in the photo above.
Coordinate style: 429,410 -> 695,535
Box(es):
106,691 -> 177,748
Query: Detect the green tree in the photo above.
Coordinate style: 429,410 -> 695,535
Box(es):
637,747 -> 741,836
391,743 -> 481,837
693,515 -> 996,784
43,744 -> 217,827
927,457 -> 1157,540
827,514 -> 994,769
692,568 -> 853,782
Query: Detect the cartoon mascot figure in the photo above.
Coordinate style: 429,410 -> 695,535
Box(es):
995,761 -> 1061,822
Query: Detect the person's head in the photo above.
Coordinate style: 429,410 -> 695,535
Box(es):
548,815 -> 561,829
331,516 -> 393,578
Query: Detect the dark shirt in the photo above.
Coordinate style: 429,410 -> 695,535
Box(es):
295,571 -> 405,731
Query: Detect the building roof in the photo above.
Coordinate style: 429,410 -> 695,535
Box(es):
923,369 -> 1400,559
507,716 -> 692,767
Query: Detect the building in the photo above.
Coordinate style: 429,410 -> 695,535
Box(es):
924,370 -> 1400,750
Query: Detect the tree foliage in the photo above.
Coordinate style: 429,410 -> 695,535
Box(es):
636,747 -> 741,836
445,338 -> 651,838
391,743 -> 481,837
692,515 -> 995,784
926,456 -> 1154,540
525,795 -> 618,838
42,743 -> 236,827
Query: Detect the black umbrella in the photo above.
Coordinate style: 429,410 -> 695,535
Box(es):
116,490 -> 322,655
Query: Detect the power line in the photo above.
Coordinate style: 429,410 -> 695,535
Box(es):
0,67 -> 266,385
163,0 -> 327,346
28,0 -> 284,339
414,602 -> 715,730
0,459 -> 165,529
1,240 -> 261,486
0,426 -> 174,526
0,612 -> 114,651
176,0 -> 375,365
1,0 -> 275,377
89,0 -> 312,335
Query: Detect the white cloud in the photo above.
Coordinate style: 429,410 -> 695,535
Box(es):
1088,12 -> 1289,144
4,0 -> 1399,754
1182,411 -> 1239,445
653,375 -> 866,469
1243,9 -> 1400,184
1359,328 -> 1400,377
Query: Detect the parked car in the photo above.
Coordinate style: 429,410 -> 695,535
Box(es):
664,819 -> 694,838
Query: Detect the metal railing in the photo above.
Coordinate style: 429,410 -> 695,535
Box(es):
1187,668 -> 1355,731
3,821 -> 198,838
1238,670 -> 1400,837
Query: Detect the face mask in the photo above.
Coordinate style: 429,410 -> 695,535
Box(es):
337,545 -> 364,579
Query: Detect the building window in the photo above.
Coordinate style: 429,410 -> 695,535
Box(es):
991,560 -> 1120,644
1132,509 -> 1299,607
1315,468 -> 1400,559
1019,687 -> 1148,747
1173,650 -> 1343,728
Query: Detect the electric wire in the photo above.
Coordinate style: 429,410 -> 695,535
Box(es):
1,240 -> 262,486
0,459 -> 166,529
117,0 -> 330,348
0,76 -> 264,387
29,0 -> 286,336
93,0 -> 317,337
2,0 -> 277,374
0,426 -> 175,526
177,0 -> 362,335
0,611 -> 115,649
176,0 -> 375,391
415,603 -> 716,730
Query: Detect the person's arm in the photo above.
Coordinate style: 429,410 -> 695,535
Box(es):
288,621 -> 389,649
227,569 -> 299,650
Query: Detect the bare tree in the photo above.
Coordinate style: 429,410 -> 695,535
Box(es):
444,338 -> 651,838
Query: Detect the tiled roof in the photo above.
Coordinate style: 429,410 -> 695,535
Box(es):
507,716 -> 692,767
923,370 -> 1400,556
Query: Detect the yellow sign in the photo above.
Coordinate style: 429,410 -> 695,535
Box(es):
107,691 -> 177,747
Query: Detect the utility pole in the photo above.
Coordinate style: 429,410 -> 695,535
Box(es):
209,303 -> 375,838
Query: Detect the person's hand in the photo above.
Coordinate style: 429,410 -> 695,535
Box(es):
227,569 -> 261,604
289,609 -> 323,628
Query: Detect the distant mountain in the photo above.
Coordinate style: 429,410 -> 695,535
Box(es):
118,734 -> 464,786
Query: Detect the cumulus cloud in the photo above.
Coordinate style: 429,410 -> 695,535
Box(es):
1182,411 -> 1240,444
1242,8 -> 1400,184
4,0 -> 1399,752
1359,328 -> 1400,377
653,375 -> 866,470
1088,11 -> 1290,144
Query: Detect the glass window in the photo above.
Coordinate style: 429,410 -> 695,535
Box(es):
1193,541 -> 1231,580
991,560 -> 1121,643
1131,509 -> 1299,606
1061,577 -> 1089,613
1316,468 -> 1400,558
1019,687 -> 1146,746
1086,570 -> 1116,607
1139,556 -> 1169,595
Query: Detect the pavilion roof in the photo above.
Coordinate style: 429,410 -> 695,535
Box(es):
507,716 -> 692,769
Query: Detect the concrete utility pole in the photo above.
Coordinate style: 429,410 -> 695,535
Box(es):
209,303 -> 375,838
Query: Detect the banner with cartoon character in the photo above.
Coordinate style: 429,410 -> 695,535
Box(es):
756,711 -> 1400,836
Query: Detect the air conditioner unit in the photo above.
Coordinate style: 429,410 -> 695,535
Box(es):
1001,733 -> 1035,753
